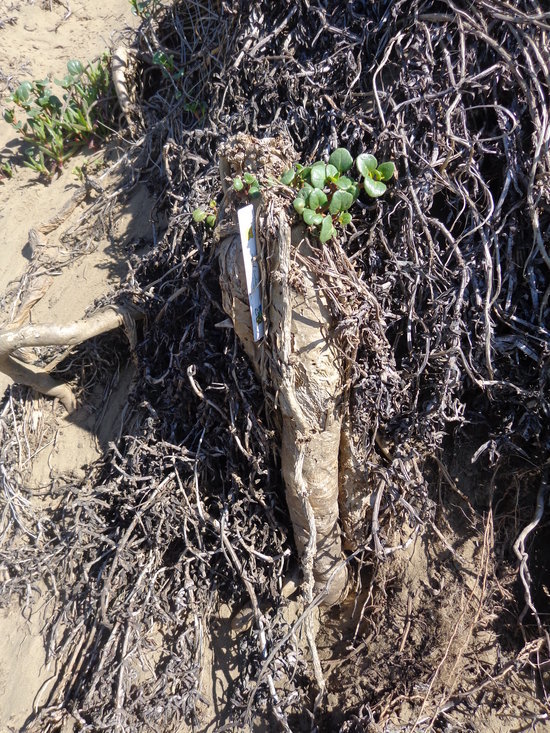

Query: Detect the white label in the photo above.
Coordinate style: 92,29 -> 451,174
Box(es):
237,204 -> 264,341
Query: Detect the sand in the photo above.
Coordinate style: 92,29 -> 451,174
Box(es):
0,2 -> 146,729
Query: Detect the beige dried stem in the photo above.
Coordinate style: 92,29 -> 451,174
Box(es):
217,133 -> 349,606
0,306 -> 140,412
111,46 -> 139,135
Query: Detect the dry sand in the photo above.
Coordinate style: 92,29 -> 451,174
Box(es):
0,2 -> 147,729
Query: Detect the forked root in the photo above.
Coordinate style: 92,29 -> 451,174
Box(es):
0,306 -> 140,412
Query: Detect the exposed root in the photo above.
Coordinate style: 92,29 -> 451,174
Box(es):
0,306 -> 141,412
513,469 -> 550,646
111,46 -> 136,134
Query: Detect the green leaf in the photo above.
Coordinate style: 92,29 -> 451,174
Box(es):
206,214 -> 217,227
14,81 -> 33,104
308,189 -> 328,210
192,208 -> 207,222
280,168 -> 295,185
325,163 -> 338,180
329,147 -> 353,173
302,208 -> 323,226
356,153 -> 378,177
67,59 -> 85,76
248,184 -> 261,198
310,162 -> 326,189
243,172 -> 256,185
329,190 -> 354,214
153,51 -> 175,71
3,109 -> 14,124
293,197 -> 306,215
363,177 -> 387,198
320,216 -> 335,243
36,92 -> 52,108
339,212 -> 352,226
349,182 -> 361,200
297,165 -> 311,181
335,176 -> 353,191
233,176 -> 244,191
49,95 -> 62,110
377,161 -> 396,181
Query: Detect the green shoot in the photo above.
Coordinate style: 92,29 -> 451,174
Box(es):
233,172 -> 261,198
281,147 -> 395,242
129,0 -> 163,18
192,199 -> 217,228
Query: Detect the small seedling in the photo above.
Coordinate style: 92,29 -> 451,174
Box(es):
281,147 -> 395,242
192,199 -> 217,228
232,172 -> 261,198
72,154 -> 105,182
3,56 -> 113,178
0,162 -> 13,180
152,50 -> 176,74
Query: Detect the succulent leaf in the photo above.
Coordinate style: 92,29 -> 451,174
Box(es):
356,153 -> 378,177
329,147 -> 353,173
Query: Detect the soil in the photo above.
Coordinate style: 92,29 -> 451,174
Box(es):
0,2 -> 548,733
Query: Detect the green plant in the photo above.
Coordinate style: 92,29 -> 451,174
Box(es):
129,0 -> 162,18
192,173 -> 260,230
3,56 -> 112,178
72,153 -> 105,182
152,51 -> 177,76
232,172 -> 261,198
0,161 -> 13,180
281,147 -> 395,242
192,199 -> 217,227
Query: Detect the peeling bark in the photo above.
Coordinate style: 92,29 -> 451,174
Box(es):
217,134 -> 349,605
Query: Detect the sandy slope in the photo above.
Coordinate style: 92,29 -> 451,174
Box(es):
0,0 -> 139,391
0,2 -> 145,729
0,0 -> 136,284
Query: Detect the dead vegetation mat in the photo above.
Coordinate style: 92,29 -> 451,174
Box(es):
1,0 -> 549,731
